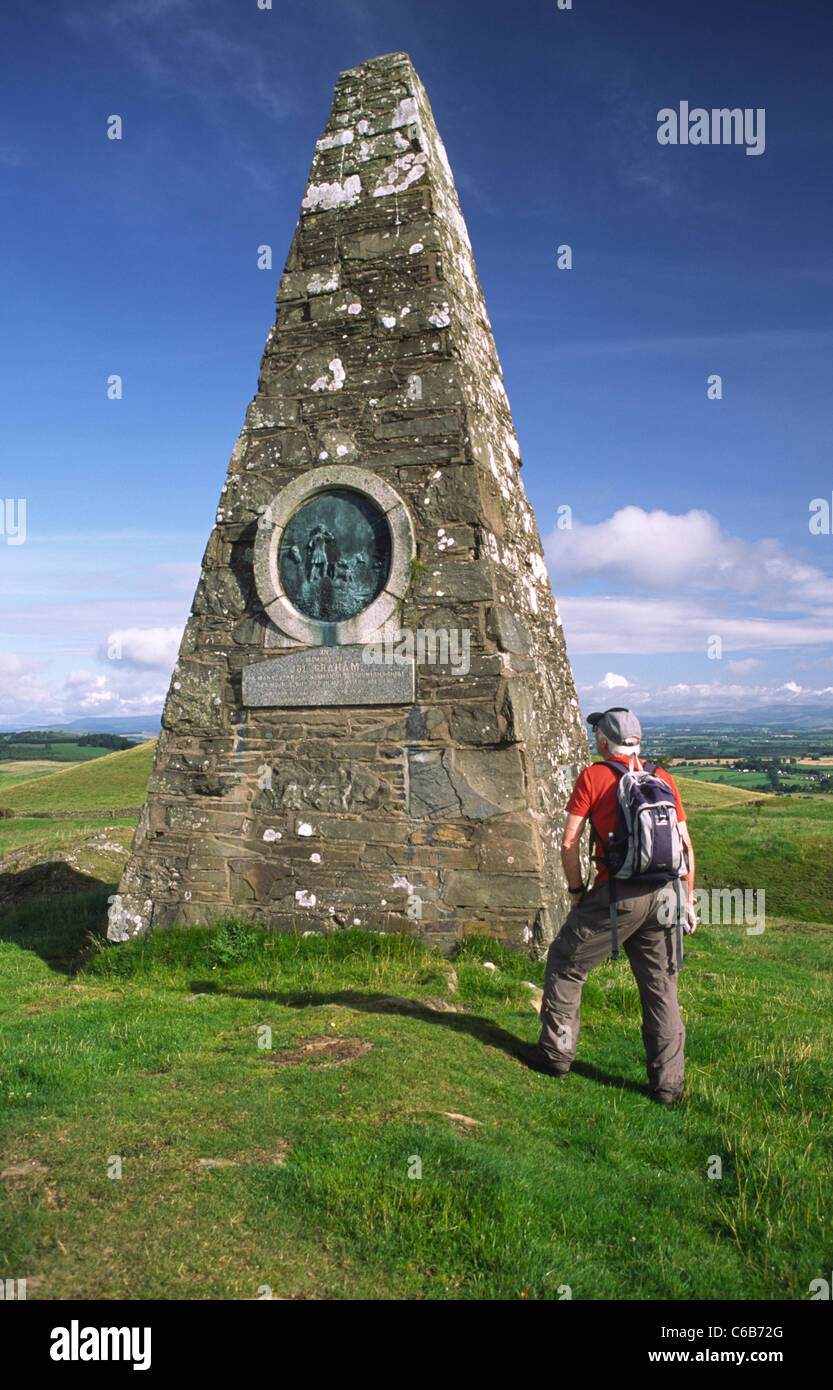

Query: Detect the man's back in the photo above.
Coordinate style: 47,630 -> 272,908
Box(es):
565,754 -> 687,884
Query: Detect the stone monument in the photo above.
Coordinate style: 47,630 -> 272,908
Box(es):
108,51 -> 589,952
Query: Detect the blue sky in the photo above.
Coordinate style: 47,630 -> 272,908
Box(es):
1,0 -> 832,726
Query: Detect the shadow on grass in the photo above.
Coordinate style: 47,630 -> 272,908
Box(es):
0,883 -> 112,974
190,983 -> 652,1097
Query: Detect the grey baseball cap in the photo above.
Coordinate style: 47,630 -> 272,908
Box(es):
587,707 -> 642,744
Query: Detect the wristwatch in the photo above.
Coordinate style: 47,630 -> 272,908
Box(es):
568,883 -> 585,895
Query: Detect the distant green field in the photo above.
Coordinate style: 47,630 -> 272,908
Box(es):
673,764 -> 772,790
674,776 -> 769,810
0,740 -> 156,816
0,742 -> 106,764
673,763 -> 824,793
0,757 -> 827,928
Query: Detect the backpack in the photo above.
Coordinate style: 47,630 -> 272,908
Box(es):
589,756 -> 688,970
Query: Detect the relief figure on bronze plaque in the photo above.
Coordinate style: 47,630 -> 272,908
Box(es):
279,488 -> 391,623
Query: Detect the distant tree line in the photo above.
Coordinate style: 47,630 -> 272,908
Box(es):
76,734 -> 134,750
0,730 -> 134,753
0,730 -> 68,744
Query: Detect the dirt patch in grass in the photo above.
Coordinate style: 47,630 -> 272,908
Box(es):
196,1144 -> 291,1170
247,1142 -> 291,1167
1,1159 -> 49,1180
270,1035 -> 372,1069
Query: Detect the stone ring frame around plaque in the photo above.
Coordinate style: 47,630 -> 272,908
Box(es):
253,464 -> 416,646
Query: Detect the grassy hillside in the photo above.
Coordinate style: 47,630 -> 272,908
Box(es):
0,743 -> 154,887
0,761 -> 76,790
0,739 -> 156,815
0,918 -> 829,1300
674,775 -> 770,810
681,786 -> 833,925
0,820 -> 139,891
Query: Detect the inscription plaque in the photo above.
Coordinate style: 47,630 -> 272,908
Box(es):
243,646 -> 415,708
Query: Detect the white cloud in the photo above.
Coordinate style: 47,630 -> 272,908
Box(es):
63,673 -> 118,711
0,655 -> 169,727
61,668 -> 168,717
0,533 -> 194,725
104,627 -> 182,669
0,654 -> 62,721
599,671 -> 630,689
546,506 -> 833,608
549,509 -> 833,694
577,674 -> 833,717
558,594 -> 833,655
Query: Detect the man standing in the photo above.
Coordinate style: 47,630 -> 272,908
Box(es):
519,708 -> 696,1104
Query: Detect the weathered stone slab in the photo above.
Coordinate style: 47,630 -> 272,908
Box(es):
407,746 -> 527,820
242,648 -> 415,707
444,872 -> 542,910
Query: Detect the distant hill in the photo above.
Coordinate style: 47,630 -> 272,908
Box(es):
0,717 -> 162,738
5,709 -> 833,738
65,716 -> 162,737
643,707 -> 833,731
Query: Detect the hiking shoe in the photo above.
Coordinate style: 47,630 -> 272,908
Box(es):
516,1043 -> 569,1077
650,1088 -> 682,1106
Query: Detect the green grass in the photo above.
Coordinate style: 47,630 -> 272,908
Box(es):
674,764 -> 774,791
0,762 -> 89,790
0,817 -> 137,875
0,740 -> 155,815
684,791 -> 833,924
675,775 -> 770,810
1,755 -> 831,1299
0,912 -> 830,1300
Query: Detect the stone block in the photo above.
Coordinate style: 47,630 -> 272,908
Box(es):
443,872 -> 541,909
408,746 -> 526,820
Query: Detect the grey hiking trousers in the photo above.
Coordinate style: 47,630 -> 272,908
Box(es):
537,880 -> 686,1096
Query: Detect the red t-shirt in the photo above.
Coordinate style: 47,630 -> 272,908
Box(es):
565,755 -> 687,884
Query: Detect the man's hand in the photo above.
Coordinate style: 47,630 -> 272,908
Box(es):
684,899 -> 698,934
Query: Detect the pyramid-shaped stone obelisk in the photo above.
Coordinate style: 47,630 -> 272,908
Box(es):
108,52 -> 589,951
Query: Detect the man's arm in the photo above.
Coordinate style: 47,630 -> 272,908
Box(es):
561,812 -> 588,895
680,822 -> 695,898
680,821 -> 697,930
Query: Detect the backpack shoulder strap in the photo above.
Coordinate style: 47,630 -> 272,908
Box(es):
589,762 -> 626,865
